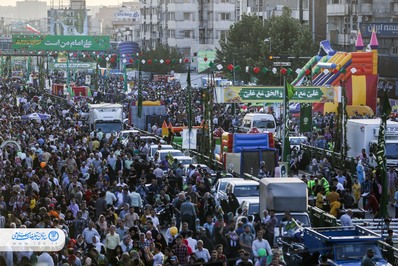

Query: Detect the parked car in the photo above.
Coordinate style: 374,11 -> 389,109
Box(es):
156,149 -> 184,161
211,177 -> 243,207
147,144 -> 174,162
224,179 -> 259,204
240,199 -> 260,216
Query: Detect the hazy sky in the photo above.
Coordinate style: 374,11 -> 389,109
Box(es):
0,0 -> 122,7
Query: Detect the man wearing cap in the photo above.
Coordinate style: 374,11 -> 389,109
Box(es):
361,248 -> 376,266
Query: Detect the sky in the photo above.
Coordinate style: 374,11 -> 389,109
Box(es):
0,0 -> 122,7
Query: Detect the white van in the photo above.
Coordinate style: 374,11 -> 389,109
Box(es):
239,113 -> 277,133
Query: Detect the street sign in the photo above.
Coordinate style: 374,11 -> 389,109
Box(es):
273,61 -> 291,67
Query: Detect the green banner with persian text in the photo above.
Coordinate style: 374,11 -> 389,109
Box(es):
222,86 -> 336,103
49,62 -> 96,70
12,35 -> 110,51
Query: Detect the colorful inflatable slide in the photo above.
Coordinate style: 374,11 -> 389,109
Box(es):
292,30 -> 379,114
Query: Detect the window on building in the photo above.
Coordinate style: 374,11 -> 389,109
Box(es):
168,30 -> 175,38
184,30 -> 192,38
184,12 -> 191,20
220,30 -> 228,40
168,12 -> 175,20
392,47 -> 398,54
220,13 -> 230,20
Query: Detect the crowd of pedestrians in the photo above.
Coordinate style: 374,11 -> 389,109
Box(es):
0,78 -> 287,266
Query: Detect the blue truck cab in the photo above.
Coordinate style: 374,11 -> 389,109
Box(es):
303,226 -> 391,265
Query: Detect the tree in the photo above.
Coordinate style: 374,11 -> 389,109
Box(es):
140,44 -> 186,73
216,14 -> 267,84
216,8 -> 318,85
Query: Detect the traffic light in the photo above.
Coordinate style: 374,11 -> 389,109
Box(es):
268,55 -> 273,60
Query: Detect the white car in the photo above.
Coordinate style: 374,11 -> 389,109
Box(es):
240,199 -> 260,216
148,144 -> 175,162
173,156 -> 194,166
289,136 -> 308,152
211,177 -> 243,207
156,149 -> 184,161
224,179 -> 259,204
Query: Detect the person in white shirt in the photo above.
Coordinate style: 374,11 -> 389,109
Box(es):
262,210 -> 271,224
251,230 -> 272,262
146,242 -> 164,266
194,240 -> 211,262
105,188 -> 117,206
129,186 -> 143,211
105,225 -> 121,256
153,164 -> 164,179
186,231 -> 197,251
340,209 -> 353,227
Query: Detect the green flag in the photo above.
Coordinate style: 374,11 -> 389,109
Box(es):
377,91 -> 390,218
286,81 -> 296,100
282,79 -> 292,164
300,103 -> 312,133
380,91 -> 392,118
187,66 -> 192,132
137,62 -> 143,118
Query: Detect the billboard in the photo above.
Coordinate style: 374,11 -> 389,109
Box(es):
48,9 -> 88,35
12,35 -> 110,51
360,23 -> 398,37
114,11 -> 140,20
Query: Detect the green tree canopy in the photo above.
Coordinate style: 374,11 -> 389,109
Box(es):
216,8 -> 318,85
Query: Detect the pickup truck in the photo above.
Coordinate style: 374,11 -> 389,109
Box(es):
303,225 -> 391,265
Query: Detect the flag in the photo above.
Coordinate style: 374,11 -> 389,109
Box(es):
167,151 -> 174,165
137,62 -> 143,118
377,90 -> 390,217
26,24 -> 40,34
300,103 -> 312,133
187,66 -> 192,132
380,91 -> 392,118
286,81 -> 296,100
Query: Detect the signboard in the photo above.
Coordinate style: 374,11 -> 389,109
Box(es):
198,50 -> 216,73
219,86 -> 336,103
273,62 -> 291,67
49,62 -> 96,70
48,9 -> 88,35
12,35 -> 110,51
114,11 -> 140,20
85,75 -> 91,85
182,128 -> 197,150
360,23 -> 398,37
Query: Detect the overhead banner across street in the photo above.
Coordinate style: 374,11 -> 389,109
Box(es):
48,62 -> 97,70
216,86 -> 337,103
12,35 -> 110,51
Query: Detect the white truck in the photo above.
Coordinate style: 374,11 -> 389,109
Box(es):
347,119 -> 398,166
259,178 -> 310,245
89,103 -> 124,138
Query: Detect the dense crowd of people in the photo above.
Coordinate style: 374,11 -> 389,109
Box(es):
0,79 -> 288,266
0,71 -> 394,266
